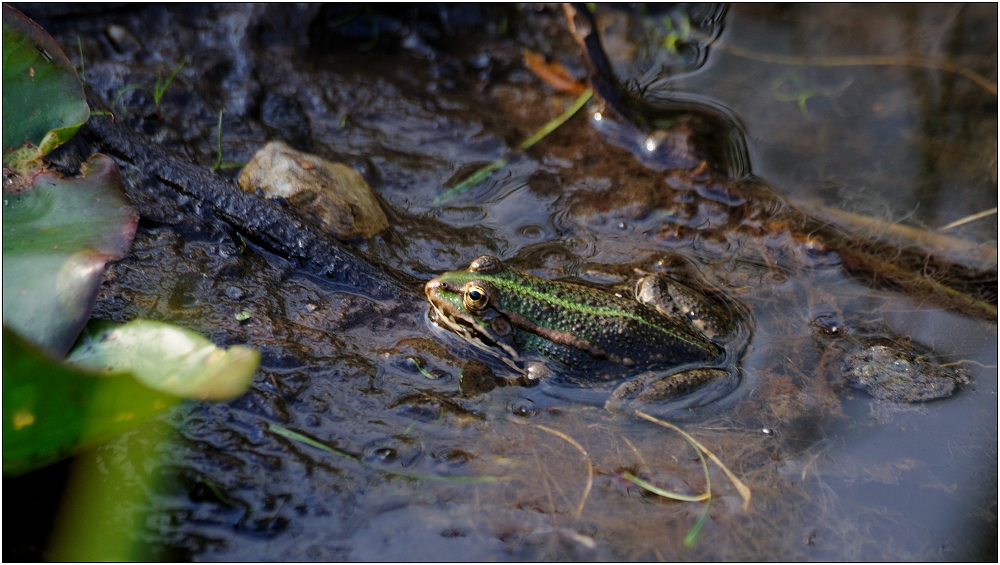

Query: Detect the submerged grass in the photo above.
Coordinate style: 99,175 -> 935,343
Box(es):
620,414 -> 714,547
113,57 -> 186,114
268,423 -> 498,483
536,424 -> 594,518
635,411 -> 752,512
211,110 -> 245,171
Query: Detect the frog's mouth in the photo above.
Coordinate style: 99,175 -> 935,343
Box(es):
425,278 -> 521,362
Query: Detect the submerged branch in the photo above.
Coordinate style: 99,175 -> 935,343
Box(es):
793,198 -> 997,268
710,41 -> 997,96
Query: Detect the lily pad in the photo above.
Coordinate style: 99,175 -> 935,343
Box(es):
66,319 -> 260,401
2,4 -> 90,169
2,325 -> 182,476
4,318 -> 259,476
3,154 -> 139,356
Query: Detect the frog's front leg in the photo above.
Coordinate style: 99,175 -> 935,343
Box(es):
605,367 -> 739,416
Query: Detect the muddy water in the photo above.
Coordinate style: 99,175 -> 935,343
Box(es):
10,4 -> 997,561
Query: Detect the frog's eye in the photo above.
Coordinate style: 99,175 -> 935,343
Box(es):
464,284 -> 489,311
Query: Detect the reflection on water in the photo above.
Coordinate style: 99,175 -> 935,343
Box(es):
664,5 -> 997,244
10,3 -> 996,562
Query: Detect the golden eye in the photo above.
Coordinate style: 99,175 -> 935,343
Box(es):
464,284 -> 489,311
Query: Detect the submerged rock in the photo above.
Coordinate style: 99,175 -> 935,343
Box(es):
238,141 -> 388,238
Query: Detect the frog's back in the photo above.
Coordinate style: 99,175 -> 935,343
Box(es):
495,272 -> 723,376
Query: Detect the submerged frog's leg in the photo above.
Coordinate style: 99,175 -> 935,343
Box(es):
605,367 -> 739,416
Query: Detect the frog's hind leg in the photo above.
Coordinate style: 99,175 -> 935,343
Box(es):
605,367 -> 740,418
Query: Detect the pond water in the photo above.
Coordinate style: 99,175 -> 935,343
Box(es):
7,4 -> 997,561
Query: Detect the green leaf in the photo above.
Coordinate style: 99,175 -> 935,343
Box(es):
67,319 -> 260,401
2,326 -> 182,476
2,5 -> 90,168
2,154 -> 138,356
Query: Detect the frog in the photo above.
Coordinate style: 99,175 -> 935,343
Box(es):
424,255 -> 750,414
812,314 -> 970,403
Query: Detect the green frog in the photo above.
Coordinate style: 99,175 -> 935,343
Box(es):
424,255 -> 750,412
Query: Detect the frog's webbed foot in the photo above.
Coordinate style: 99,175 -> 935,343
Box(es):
605,367 -> 739,417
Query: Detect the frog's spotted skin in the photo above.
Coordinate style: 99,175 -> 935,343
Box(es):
814,314 -> 970,403
424,255 -> 735,389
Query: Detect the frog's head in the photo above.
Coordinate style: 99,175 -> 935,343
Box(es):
424,256 -> 519,360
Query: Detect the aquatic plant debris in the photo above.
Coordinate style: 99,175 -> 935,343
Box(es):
619,417 -> 713,547
436,87 -> 593,203
635,410 -> 752,513
621,472 -> 709,503
523,49 -> 587,94
937,207 -> 999,232
536,424 -> 594,518
707,39 -> 997,96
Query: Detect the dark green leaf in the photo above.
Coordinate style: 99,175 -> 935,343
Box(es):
2,326 -> 182,476
2,5 -> 89,166
2,154 -> 138,356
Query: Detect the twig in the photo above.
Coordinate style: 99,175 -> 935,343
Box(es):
937,207 -> 999,232
792,198 -> 997,266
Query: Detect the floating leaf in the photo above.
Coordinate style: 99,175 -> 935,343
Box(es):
2,154 -> 138,356
2,326 -> 182,476
2,5 -> 90,170
67,319 -> 260,401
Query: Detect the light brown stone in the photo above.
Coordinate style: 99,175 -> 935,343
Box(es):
238,141 -> 388,238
